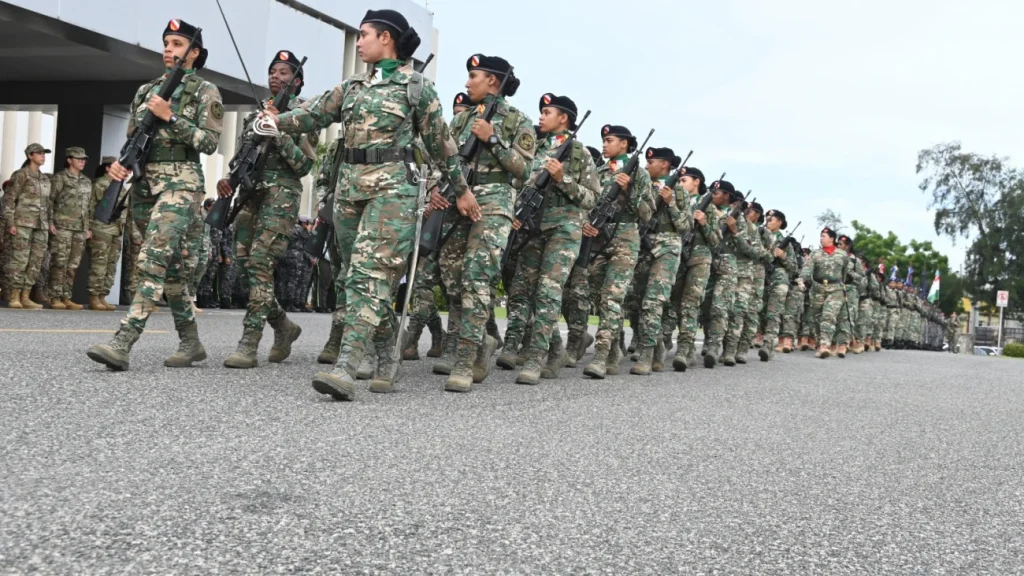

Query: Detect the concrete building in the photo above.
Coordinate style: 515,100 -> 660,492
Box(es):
0,0 -> 438,304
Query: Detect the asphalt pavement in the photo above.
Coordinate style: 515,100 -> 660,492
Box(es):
1,308 -> 1021,574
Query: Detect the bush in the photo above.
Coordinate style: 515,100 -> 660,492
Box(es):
1004,342 -> 1024,358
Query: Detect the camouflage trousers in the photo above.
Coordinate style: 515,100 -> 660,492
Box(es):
440,213 -> 512,361
856,298 -> 875,341
510,221 -> 581,360
870,301 -> 886,342
634,235 -> 681,350
780,281 -> 804,340
234,182 -> 301,333
808,284 -> 846,347
740,270 -> 766,351
622,244 -> 652,334
702,255 -> 738,357
587,226 -> 640,354
333,194 -> 417,373
884,307 -> 900,341
502,236 -> 531,349
563,263 -> 591,345
4,226 -> 48,291
835,289 -> 858,346
127,198 -> 154,296
88,226 -> 123,297
48,228 -> 86,300
675,253 -> 712,359
724,273 -> 754,356
800,292 -> 819,341
762,277 -> 791,348
122,182 -> 203,333
181,214 -> 205,299
407,251 -> 444,336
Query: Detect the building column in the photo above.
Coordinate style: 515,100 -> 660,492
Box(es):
27,111 -> 42,147
1,111 -> 19,182
343,31 -> 357,80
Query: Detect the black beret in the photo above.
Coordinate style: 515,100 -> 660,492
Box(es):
715,180 -> 736,194
749,201 -> 764,215
269,50 -> 303,78
730,190 -> 746,204
645,147 -> 675,162
452,92 -> 471,109
361,9 -> 409,35
766,209 -> 787,229
679,166 -> 705,182
838,234 -> 852,244
539,93 -> 578,129
467,54 -> 512,77
586,146 -> 604,166
164,19 -> 202,46
822,227 -> 837,240
600,124 -> 637,152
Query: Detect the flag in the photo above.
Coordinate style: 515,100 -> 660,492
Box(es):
905,265 -> 914,286
928,271 -> 940,303
889,265 -> 899,282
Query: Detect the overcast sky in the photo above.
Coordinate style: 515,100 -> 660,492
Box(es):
410,0 -> 1024,272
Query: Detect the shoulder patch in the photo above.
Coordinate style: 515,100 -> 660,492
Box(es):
210,101 -> 224,120
517,131 -> 535,151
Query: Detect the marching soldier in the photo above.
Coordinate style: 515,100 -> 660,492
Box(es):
723,201 -> 767,365
797,227 -> 851,359
582,124 -> 654,379
946,311 -> 960,353
87,19 -> 224,370
701,184 -> 744,368
4,143 -> 53,310
269,9 -> 474,400
758,209 -> 797,361
87,156 -> 125,311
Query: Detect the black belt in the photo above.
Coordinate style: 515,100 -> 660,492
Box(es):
814,276 -> 842,285
344,147 -> 404,164
146,145 -> 200,163
469,171 -> 511,186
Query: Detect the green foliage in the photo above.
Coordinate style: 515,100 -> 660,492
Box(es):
918,141 -> 1024,315
433,285 -> 447,312
1003,342 -> 1024,358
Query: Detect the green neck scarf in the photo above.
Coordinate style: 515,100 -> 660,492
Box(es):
376,59 -> 402,80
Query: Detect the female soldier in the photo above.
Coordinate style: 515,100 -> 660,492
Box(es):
797,227 -> 852,359
3,143 -> 52,310
48,147 -> 93,310
87,156 -> 123,311
87,19 -> 223,370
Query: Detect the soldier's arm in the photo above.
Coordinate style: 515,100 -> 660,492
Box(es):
48,174 -> 65,226
701,206 -> 722,249
2,171 -> 25,222
414,82 -> 470,197
314,141 -> 339,204
277,81 -> 350,135
668,183 -> 691,235
630,169 -> 654,223
277,130 -> 318,178
782,243 -> 799,276
170,84 -> 222,155
799,252 -> 816,283
553,144 -> 599,211
489,113 -> 535,182
127,84 -> 150,137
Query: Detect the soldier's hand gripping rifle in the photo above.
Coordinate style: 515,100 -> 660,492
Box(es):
206,56 -> 308,230
765,220 -> 801,276
306,55 -> 433,258
500,110 -> 592,271
639,149 -> 693,252
93,28 -> 202,225
420,66 -> 515,254
679,172 -> 724,261
575,129 -> 655,267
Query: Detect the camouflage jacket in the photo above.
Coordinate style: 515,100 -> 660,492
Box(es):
315,139 -> 341,204
866,271 -> 882,300
733,218 -> 768,278
129,69 -> 223,160
89,174 -> 128,235
523,131 -> 600,229
650,175 -> 691,237
51,168 -> 93,232
800,248 -> 850,293
766,229 -> 798,285
276,62 -> 469,201
3,168 -> 52,229
844,253 -> 866,298
715,206 -> 748,260
238,95 -> 318,186
596,155 -> 654,226
690,192 -> 723,253
450,95 -> 535,219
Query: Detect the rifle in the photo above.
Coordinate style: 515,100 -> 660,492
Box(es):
765,220 -> 801,276
575,128 -> 655,267
206,56 -> 308,230
305,55 -> 433,258
93,28 -> 202,224
420,65 -> 514,254
681,172 -> 724,248
500,110 -> 592,270
639,149 -> 693,251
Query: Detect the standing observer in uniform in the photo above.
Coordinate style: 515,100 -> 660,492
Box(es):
48,147 -> 93,311
86,156 -> 124,311
219,50 -> 317,369
87,19 -> 223,370
267,9 -> 474,401
3,143 -> 53,310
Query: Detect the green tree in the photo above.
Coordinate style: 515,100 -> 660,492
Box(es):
918,141 -> 1024,314
816,208 -> 844,233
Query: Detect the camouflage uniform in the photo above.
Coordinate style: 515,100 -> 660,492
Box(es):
48,161 -> 93,304
672,193 -> 722,369
276,60 -> 470,398
181,206 -> 207,299
197,224 -> 222,305
724,218 -> 768,362
761,230 -> 798,354
88,65 -> 224,370
781,278 -> 805,344
584,155 -> 654,377
232,97 -> 317,335
87,172 -> 129,303
503,129 -> 599,379
857,271 -> 881,345
799,247 -> 851,351
278,223 -> 311,307
2,166 -> 51,297
702,209 -> 744,364
946,314 -> 960,353
834,253 -> 863,347
443,95 -> 534,384
218,224 -> 237,306
631,175 -> 690,372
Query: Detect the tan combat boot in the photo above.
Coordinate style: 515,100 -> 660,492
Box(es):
89,295 -> 106,311
63,298 -> 83,311
837,344 -> 848,358
50,298 -> 67,310
815,345 -> 831,359
21,291 -> 43,309
8,289 -> 24,309
798,337 -> 810,351
781,337 -> 793,353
